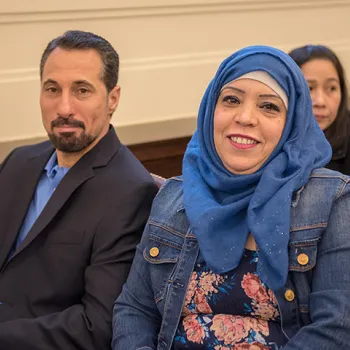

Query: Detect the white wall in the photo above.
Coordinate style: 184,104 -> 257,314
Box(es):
1,0 -> 349,145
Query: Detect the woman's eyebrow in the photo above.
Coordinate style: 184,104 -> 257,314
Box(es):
326,77 -> 340,83
259,94 -> 282,101
221,86 -> 245,94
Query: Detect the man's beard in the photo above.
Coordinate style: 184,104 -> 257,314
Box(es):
48,116 -> 97,153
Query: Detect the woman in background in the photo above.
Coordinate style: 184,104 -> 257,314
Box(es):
289,45 -> 350,174
113,45 -> 350,349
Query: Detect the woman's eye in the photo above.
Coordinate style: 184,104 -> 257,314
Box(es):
222,95 -> 240,104
308,85 -> 314,92
328,85 -> 338,92
260,103 -> 280,112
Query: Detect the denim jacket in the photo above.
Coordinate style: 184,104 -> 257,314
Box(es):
113,168 -> 350,350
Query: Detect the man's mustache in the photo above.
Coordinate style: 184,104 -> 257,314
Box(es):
51,116 -> 85,130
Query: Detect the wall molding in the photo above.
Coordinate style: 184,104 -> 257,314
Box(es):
1,0 -> 349,24
0,51 -> 227,83
0,115 -> 197,161
0,68 -> 40,84
2,37 -> 350,83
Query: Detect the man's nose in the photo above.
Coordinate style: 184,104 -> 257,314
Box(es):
57,92 -> 74,118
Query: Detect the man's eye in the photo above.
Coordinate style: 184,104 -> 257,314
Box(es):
78,88 -> 89,94
222,95 -> 240,104
260,103 -> 280,112
46,87 -> 57,93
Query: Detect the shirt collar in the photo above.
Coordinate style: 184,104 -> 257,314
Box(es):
44,151 -> 70,179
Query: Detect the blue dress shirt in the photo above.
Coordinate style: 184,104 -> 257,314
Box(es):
13,152 -> 70,251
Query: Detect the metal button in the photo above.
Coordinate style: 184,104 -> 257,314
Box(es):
284,289 -> 295,302
297,253 -> 309,266
149,247 -> 159,257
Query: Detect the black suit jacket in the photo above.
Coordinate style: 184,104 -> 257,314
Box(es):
0,127 -> 158,349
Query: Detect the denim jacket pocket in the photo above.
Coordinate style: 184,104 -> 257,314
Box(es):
287,237 -> 320,326
144,234 -> 182,264
143,229 -> 183,304
288,238 -> 319,272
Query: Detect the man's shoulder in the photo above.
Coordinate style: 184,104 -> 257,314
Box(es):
87,144 -> 158,200
1,140 -> 52,168
106,144 -> 156,185
7,140 -> 52,160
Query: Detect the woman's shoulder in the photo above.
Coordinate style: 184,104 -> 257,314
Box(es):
305,167 -> 350,201
148,176 -> 188,231
288,168 -> 350,242
154,176 -> 184,203
309,167 -> 350,184
290,168 -> 350,231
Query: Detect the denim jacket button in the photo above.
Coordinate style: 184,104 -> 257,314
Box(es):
297,253 -> 309,266
284,289 -> 295,302
149,247 -> 159,257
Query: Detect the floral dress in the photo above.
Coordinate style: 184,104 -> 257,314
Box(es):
173,250 -> 287,349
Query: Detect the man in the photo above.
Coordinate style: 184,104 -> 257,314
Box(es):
0,30 -> 158,349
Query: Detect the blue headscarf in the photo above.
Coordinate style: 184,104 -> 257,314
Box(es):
182,45 -> 332,291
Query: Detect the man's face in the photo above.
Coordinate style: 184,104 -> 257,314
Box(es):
40,48 -> 120,153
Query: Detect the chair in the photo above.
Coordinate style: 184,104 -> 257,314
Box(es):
151,173 -> 166,189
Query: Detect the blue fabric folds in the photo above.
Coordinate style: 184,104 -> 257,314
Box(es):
182,45 -> 332,291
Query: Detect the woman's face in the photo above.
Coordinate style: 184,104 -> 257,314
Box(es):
301,59 -> 342,131
213,79 -> 287,175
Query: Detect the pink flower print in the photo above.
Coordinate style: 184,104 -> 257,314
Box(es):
242,316 -> 256,331
183,314 -> 205,344
211,315 -> 249,345
194,288 -> 213,314
241,273 -> 269,303
234,342 -> 269,349
214,346 -> 231,350
199,272 -> 223,295
247,317 -> 269,337
182,305 -> 192,317
182,272 -> 199,316
252,301 -> 279,321
184,272 -> 198,306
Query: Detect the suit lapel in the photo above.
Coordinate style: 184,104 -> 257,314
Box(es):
10,127 -> 120,259
6,127 -> 120,262
0,144 -> 54,268
11,157 -> 95,259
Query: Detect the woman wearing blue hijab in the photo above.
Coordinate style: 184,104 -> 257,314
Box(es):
113,46 -> 350,349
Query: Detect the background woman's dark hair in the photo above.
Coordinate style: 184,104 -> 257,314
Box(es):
289,45 -> 350,157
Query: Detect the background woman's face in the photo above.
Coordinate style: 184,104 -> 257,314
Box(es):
301,59 -> 342,131
213,79 -> 287,175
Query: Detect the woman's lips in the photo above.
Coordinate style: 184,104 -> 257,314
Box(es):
314,114 -> 328,120
228,135 -> 259,149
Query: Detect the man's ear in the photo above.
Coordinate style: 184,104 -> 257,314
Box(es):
108,85 -> 121,117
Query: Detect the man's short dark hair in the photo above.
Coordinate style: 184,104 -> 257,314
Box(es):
40,30 -> 119,92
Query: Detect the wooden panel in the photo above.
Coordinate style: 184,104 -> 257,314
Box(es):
128,136 -> 191,178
